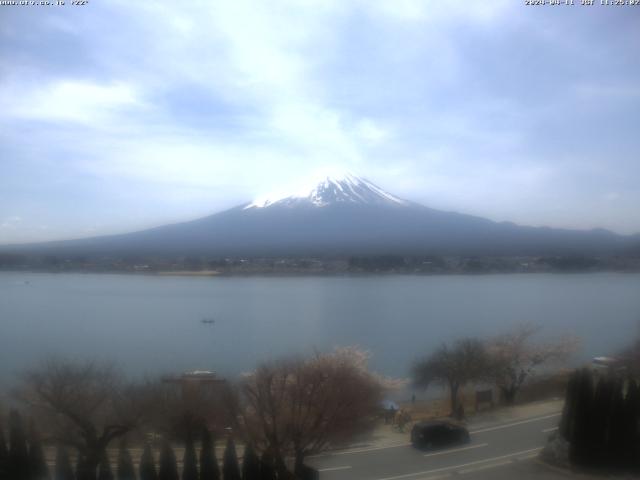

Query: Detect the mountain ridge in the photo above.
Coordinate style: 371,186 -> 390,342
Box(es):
1,174 -> 639,258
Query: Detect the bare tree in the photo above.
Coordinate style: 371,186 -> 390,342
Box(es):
240,347 -> 382,477
412,338 -> 489,417
137,377 -> 233,442
17,358 -> 149,480
486,324 -> 577,404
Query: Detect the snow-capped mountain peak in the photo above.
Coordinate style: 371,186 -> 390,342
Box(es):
244,173 -> 410,209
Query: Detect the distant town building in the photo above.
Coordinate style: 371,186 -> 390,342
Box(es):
162,370 -> 226,399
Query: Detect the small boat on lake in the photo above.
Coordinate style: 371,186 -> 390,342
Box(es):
201,318 -> 215,325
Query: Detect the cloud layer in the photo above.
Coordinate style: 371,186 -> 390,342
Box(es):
1,1 -> 639,242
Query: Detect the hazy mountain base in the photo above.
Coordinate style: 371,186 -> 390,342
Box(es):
4,176 -> 640,266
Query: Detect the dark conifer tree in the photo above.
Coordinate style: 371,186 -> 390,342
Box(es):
258,451 -> 275,480
183,434 -> 198,480
0,426 -> 7,457
117,444 -> 136,480
0,426 -> 8,480
75,454 -> 87,480
97,450 -> 114,480
560,371 -> 578,440
199,428 -> 219,480
53,446 -> 74,480
157,441 -> 178,480
590,375 -> 614,464
240,445 -> 260,480
222,438 -> 240,480
28,426 -> 50,480
139,444 -> 157,480
625,379 -> 640,468
608,379 -> 627,467
568,369 -> 594,466
7,411 -> 30,480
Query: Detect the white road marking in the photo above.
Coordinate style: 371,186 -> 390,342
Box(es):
470,413 -> 561,434
417,474 -> 452,480
457,459 -> 512,475
376,447 -> 543,480
423,443 -> 488,457
516,452 -> 541,461
318,465 -> 352,472
542,426 -> 558,433
309,442 -> 411,458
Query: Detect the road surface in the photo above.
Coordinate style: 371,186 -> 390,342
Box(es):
308,412 -> 562,480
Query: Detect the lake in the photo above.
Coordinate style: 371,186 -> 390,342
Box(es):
1,272 -> 639,387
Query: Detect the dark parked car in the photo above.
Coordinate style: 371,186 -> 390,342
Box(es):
411,420 -> 470,449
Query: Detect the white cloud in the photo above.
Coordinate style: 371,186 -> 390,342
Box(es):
1,80 -> 142,124
1,0 -> 639,240
356,119 -> 390,144
366,0 -> 512,24
0,216 -> 22,229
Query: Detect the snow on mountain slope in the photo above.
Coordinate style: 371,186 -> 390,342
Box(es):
244,173 -> 410,209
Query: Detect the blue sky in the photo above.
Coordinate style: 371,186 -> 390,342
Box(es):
1,1 -> 639,243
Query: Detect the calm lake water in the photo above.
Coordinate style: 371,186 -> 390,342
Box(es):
1,272 -> 639,387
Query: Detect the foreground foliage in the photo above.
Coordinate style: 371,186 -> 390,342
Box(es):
561,369 -> 640,471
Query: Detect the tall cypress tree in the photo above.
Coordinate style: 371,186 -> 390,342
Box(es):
609,379 -> 627,467
157,441 -> 178,480
568,369 -> 594,466
625,379 -> 640,469
240,445 -> 260,480
222,438 -> 240,480
97,450 -> 114,480
560,371 -> 578,440
117,444 -> 136,480
53,446 -> 74,480
591,375 -> 614,464
258,451 -> 275,480
75,453 -> 87,480
7,410 -> 30,480
28,426 -> 50,480
139,444 -> 157,480
0,426 -> 8,480
182,434 -> 198,480
199,428 -> 219,480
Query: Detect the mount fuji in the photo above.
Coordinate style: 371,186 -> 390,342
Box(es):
243,173 -> 411,209
3,174 -> 638,258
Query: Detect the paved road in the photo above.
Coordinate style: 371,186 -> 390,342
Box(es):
308,412 -> 562,480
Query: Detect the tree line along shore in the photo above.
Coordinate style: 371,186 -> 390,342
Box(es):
2,253 -> 640,275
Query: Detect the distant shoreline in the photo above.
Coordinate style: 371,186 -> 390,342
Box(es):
154,270 -> 220,276
2,267 -> 640,277
2,252 -> 640,276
